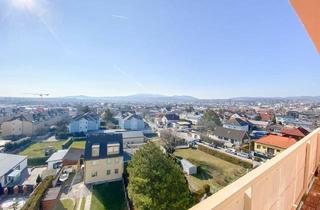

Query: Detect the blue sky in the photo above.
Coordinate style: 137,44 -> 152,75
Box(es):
0,0 -> 319,99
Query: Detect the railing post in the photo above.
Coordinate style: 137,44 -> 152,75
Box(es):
244,188 -> 252,210
317,133 -> 320,174
303,142 -> 311,192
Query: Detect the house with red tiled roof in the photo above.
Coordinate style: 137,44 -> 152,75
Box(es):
254,135 -> 296,156
259,113 -> 273,122
281,127 -> 310,140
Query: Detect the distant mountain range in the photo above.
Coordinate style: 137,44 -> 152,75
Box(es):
62,94 -> 199,102
0,94 -> 320,104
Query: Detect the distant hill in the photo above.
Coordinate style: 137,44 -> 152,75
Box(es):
62,94 -> 199,103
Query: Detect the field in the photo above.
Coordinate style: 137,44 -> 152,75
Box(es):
19,140 -> 66,158
174,148 -> 247,193
90,181 -> 127,210
70,140 -> 86,149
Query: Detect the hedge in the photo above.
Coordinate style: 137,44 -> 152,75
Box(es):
27,157 -> 48,166
4,138 -> 32,152
21,175 -> 54,210
197,144 -> 252,169
62,138 -> 74,149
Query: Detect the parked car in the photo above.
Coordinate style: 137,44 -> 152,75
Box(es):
237,152 -> 250,159
226,148 -> 236,155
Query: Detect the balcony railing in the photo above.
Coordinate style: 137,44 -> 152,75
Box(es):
190,128 -> 320,210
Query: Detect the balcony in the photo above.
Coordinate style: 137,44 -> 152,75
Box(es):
190,128 -> 320,210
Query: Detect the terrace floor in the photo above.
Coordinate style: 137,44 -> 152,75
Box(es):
301,176 -> 320,210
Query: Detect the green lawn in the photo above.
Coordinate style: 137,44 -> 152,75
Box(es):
55,199 -> 75,210
90,181 -> 127,210
174,148 -> 247,193
70,141 -> 86,149
19,140 -> 66,158
80,197 -> 86,210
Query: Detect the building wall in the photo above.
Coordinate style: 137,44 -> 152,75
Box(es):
120,118 -> 145,131
1,119 -> 22,136
84,156 -> 123,184
254,143 -> 283,156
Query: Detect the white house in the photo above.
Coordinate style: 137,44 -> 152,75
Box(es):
68,113 -> 100,133
119,114 -> 145,131
0,153 -> 27,187
181,159 -> 197,175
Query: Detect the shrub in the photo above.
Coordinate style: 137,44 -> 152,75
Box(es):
21,176 -> 54,210
197,144 -> 252,169
27,157 -> 48,166
62,138 -> 74,149
4,138 -> 32,152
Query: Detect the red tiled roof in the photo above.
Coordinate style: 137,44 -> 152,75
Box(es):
281,127 -> 309,138
256,135 -> 296,149
260,113 -> 272,121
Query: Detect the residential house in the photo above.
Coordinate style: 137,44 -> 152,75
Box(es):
162,113 -> 180,126
0,115 -> 42,137
119,113 -> 145,131
259,113 -> 273,121
101,129 -> 145,146
210,127 -> 249,146
281,127 -> 310,140
0,153 -> 27,187
223,117 -> 252,132
68,113 -> 100,133
254,135 -> 296,156
84,133 -> 124,184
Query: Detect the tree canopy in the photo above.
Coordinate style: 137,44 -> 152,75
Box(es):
199,109 -> 222,131
127,143 -> 194,210
159,130 -> 185,153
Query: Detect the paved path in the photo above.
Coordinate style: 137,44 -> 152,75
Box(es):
84,185 -> 92,210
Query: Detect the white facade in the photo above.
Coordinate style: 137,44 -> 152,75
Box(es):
181,159 -> 197,175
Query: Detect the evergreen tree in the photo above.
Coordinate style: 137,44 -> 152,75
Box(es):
127,143 -> 194,210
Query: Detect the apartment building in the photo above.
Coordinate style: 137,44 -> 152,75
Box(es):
84,133 -> 124,184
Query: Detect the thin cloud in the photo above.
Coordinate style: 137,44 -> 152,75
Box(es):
113,65 -> 147,91
111,14 -> 129,20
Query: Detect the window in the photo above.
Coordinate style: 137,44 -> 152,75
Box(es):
92,144 -> 100,157
106,170 -> 111,175
263,146 -> 266,149
108,144 -> 120,155
115,169 -> 119,174
277,149 -> 281,153
91,171 -> 98,177
257,145 -> 261,149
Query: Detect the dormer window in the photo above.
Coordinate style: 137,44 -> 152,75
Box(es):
92,144 -> 100,157
107,143 -> 120,155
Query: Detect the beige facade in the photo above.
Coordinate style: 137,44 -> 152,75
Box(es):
1,119 -> 33,137
84,156 -> 123,184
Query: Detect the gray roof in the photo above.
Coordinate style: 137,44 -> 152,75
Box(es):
72,112 -> 99,121
0,153 -> 27,178
214,127 -> 248,141
123,113 -> 143,121
46,149 -> 68,162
